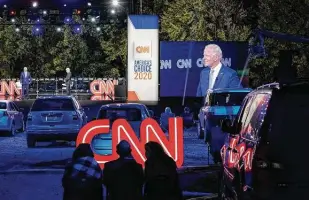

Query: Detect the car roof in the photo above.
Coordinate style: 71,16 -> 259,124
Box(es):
99,103 -> 145,110
249,81 -> 309,96
35,96 -> 74,100
210,88 -> 253,93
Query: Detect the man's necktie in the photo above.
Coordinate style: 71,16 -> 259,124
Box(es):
209,69 -> 215,89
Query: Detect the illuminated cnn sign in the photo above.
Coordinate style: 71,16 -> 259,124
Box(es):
76,117 -> 184,169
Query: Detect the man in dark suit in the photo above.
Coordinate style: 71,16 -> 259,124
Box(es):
64,68 -> 72,95
196,44 -> 242,97
20,67 -> 32,99
103,140 -> 144,200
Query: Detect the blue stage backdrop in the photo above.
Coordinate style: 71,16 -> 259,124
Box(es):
159,41 -> 249,97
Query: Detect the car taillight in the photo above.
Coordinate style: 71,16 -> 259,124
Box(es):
27,114 -> 32,121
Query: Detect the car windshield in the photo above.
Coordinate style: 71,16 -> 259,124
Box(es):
0,102 -> 7,109
31,99 -> 75,111
98,108 -> 142,121
209,92 -> 249,106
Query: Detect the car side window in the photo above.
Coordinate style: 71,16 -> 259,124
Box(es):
142,110 -> 147,119
9,103 -> 17,111
71,98 -> 79,110
12,103 -> 20,111
239,93 -> 271,138
251,94 -> 271,133
237,95 -> 254,126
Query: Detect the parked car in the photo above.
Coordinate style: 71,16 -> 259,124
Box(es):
0,100 -> 24,136
197,88 -> 252,162
26,96 -> 88,147
219,82 -> 309,199
91,103 -> 154,155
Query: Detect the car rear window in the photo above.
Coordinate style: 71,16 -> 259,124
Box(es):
98,108 -> 142,121
209,92 -> 249,106
0,102 -> 7,109
31,99 -> 75,111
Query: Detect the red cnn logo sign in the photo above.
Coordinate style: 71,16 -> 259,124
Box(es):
76,117 -> 184,169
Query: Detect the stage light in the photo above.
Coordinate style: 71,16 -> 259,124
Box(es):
76,9 -> 81,15
73,25 -> 82,34
32,25 -> 43,36
43,10 -> 47,15
64,4 -> 67,7
56,27 -> 62,32
3,5 -> 7,8
91,17 -> 96,22
15,28 -> 20,32
111,9 -> 115,14
64,17 -> 72,24
96,27 -> 101,32
82,17 -> 85,21
32,2 -> 38,8
9,10 -> 16,16
112,0 -> 119,6
11,18 -> 15,23
87,2 -> 92,6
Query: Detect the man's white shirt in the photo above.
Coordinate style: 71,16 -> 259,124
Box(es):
209,62 -> 222,89
24,72 -> 28,77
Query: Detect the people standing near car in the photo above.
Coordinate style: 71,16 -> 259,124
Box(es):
64,68 -> 72,95
160,107 -> 175,132
103,140 -> 144,200
180,107 -> 194,129
144,141 -> 182,200
62,143 -> 103,200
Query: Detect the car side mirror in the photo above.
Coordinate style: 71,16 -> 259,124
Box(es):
149,110 -> 154,117
221,118 -> 233,133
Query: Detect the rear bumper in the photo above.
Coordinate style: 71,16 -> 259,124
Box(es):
27,132 -> 79,141
26,127 -> 80,141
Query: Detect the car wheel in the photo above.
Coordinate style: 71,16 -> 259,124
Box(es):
27,136 -> 36,148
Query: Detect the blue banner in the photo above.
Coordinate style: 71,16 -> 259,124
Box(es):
159,41 -> 249,97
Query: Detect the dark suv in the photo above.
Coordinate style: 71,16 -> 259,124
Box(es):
219,81 -> 309,200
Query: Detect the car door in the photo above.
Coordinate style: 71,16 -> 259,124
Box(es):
8,102 -> 21,128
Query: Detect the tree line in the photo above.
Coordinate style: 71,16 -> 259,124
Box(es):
0,0 -> 308,87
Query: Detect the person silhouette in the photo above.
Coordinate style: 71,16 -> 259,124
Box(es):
103,140 -> 144,200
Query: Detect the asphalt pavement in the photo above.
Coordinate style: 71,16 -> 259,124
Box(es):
0,128 -> 216,200
0,128 -> 213,171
